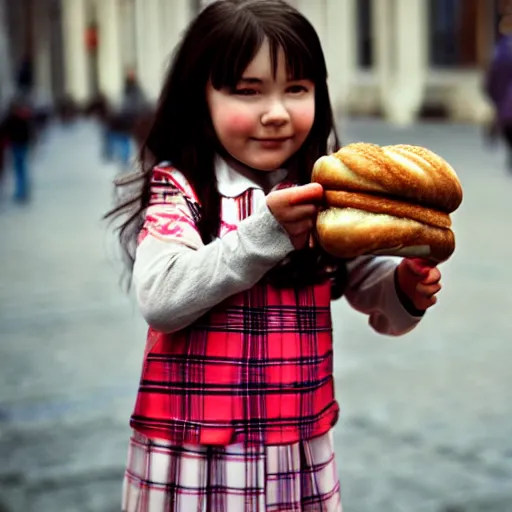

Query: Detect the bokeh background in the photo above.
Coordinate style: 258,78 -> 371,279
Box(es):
1,1 -> 511,511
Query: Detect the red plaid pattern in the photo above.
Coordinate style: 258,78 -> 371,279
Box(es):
130,165 -> 339,445
122,430 -> 342,512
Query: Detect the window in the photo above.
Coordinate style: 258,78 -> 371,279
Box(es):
356,0 -> 373,68
429,0 -> 498,67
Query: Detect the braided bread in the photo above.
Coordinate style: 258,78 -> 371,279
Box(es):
312,143 -> 463,262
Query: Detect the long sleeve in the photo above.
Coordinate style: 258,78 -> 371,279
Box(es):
343,255 -> 423,336
133,197 -> 294,334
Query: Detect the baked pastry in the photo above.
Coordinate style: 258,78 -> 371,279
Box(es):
312,142 -> 463,262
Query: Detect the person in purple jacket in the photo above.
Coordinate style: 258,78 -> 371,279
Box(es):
485,34 -> 512,169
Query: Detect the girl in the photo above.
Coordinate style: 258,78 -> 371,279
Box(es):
107,1 -> 442,510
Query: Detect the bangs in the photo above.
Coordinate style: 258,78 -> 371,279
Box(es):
209,10 -> 326,89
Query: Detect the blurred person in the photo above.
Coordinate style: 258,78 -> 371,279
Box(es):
0,125 -> 5,188
123,70 -> 146,109
0,97 -> 35,202
0,110 -> 5,170
56,95 -> 79,124
31,91 -> 54,138
105,73 -> 149,170
106,1 -> 444,510
485,34 -> 512,169
131,107 -> 154,153
86,93 -> 115,162
16,55 -> 34,97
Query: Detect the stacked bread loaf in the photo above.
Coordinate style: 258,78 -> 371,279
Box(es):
312,142 -> 463,262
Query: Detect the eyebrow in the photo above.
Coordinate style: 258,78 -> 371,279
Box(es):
239,77 -> 263,84
239,76 -> 310,84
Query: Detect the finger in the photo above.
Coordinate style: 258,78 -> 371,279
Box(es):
416,282 -> 442,297
403,258 -> 432,278
279,204 -> 318,222
421,268 -> 442,285
415,295 -> 437,310
283,218 -> 314,237
290,232 -> 310,250
409,257 -> 438,268
286,183 -> 324,206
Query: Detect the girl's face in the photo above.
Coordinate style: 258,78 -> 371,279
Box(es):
206,40 -> 315,171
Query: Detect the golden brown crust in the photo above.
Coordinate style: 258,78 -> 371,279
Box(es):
387,145 -> 463,212
312,143 -> 463,213
324,190 -> 452,229
316,207 -> 455,262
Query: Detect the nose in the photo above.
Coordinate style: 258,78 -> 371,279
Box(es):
261,98 -> 290,127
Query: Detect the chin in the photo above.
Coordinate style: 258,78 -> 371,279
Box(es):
247,156 -> 289,172
252,163 -> 284,172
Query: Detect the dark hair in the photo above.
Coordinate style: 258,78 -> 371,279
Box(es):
106,0 -> 348,296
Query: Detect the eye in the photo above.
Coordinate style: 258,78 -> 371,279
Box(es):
234,88 -> 258,96
287,84 -> 309,94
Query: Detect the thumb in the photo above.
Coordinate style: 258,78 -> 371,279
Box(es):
403,258 -> 431,278
287,183 -> 324,206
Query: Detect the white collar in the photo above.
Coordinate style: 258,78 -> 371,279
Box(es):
214,155 -> 288,197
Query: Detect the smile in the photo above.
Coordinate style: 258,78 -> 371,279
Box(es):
253,137 -> 291,148
252,137 -> 292,144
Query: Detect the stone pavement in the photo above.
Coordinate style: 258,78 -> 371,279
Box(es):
0,118 -> 511,511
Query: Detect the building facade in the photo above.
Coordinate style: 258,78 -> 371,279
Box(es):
0,0 -> 501,125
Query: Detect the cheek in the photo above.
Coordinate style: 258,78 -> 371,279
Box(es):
292,103 -> 316,134
216,107 -> 255,136
226,112 -> 255,134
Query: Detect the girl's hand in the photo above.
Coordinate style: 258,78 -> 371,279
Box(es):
266,183 -> 323,250
396,258 -> 442,311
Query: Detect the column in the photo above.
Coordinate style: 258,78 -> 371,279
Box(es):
61,0 -> 90,104
119,0 -> 136,74
97,0 -> 123,104
294,0 -> 356,115
297,0 -> 328,50
31,0 -> 53,105
8,0 -> 28,75
325,0 -> 357,114
173,0 -> 192,40
442,0 -> 493,123
134,0 -> 163,101
372,0 -> 428,126
159,0 -> 191,71
0,0 -> 13,107
476,0 -> 496,68
199,0 -> 216,10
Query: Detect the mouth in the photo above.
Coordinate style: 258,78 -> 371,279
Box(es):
254,137 -> 291,142
252,137 -> 292,143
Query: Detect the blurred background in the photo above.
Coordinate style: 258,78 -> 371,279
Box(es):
0,0 -> 511,511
